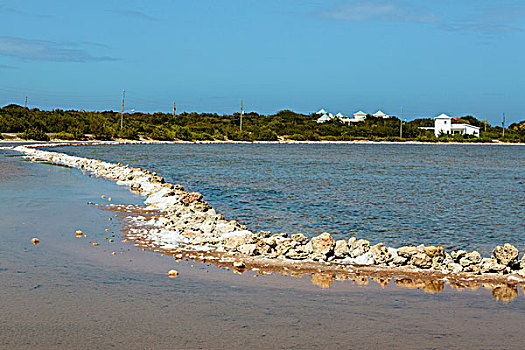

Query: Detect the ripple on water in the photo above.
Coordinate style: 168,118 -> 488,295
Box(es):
52,143 -> 525,256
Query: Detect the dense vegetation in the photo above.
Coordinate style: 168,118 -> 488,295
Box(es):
1,104 -> 524,142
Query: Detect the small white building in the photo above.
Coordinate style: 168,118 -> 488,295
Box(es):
353,111 -> 367,120
420,113 -> 480,137
373,110 -> 389,118
316,113 -> 333,123
316,109 -> 327,115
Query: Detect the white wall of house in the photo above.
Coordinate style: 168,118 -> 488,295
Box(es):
451,124 -> 480,136
434,115 -> 452,136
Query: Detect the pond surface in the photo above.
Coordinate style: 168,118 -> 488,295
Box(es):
54,143 -> 525,255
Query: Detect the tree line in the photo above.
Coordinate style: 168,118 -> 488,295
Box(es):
0,104 -> 524,143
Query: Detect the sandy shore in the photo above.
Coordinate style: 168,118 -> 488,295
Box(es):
1,134 -> 524,146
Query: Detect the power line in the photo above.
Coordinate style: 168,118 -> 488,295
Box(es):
240,99 -> 244,131
120,89 -> 125,130
400,106 -> 403,138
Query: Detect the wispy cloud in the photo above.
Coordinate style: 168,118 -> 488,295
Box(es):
440,4 -> 525,38
0,4 -> 53,18
320,0 -> 438,23
478,5 -> 525,23
440,23 -> 522,36
110,10 -> 159,22
0,63 -> 17,69
318,1 -> 525,40
0,36 -> 118,62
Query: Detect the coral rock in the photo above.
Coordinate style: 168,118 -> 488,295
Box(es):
350,239 -> 370,258
411,252 -> 433,269
424,246 -> 445,258
447,262 -> 463,274
450,250 -> 467,262
311,232 -> 336,258
397,246 -> 419,258
334,240 -> 350,259
370,243 -> 392,265
492,243 -> 519,266
479,258 -> 507,273
224,235 -> 246,251
291,233 -> 309,245
238,243 -> 258,256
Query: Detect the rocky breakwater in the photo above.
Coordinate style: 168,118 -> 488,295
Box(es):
13,145 -> 525,285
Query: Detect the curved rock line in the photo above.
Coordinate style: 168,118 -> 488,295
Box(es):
11,144 -> 525,290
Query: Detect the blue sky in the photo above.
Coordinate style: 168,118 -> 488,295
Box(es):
1,0 -> 524,124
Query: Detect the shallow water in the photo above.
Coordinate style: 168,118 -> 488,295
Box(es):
53,143 -> 525,256
2,147 -> 525,349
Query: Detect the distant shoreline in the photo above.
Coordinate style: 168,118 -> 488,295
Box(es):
1,138 -> 524,146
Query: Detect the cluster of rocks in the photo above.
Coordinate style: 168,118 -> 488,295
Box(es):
219,231 -> 524,277
14,145 -> 525,280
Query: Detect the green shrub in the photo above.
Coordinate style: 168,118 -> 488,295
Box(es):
338,133 -> 353,141
93,124 -> 115,140
230,130 -> 254,141
306,133 -> 320,141
288,134 -> 306,141
416,134 -> 438,142
212,130 -> 224,141
18,128 -> 50,141
118,127 -> 139,140
256,127 -> 278,141
70,127 -> 85,140
192,132 -> 213,141
452,134 -> 465,142
175,126 -> 193,141
321,135 -> 338,141
385,136 -> 404,142
53,131 -> 76,140
148,126 -> 175,141
465,137 -> 492,143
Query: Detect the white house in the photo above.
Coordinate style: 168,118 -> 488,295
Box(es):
316,109 -> 327,115
316,113 -> 333,123
353,111 -> 367,120
373,110 -> 389,118
420,113 -> 480,137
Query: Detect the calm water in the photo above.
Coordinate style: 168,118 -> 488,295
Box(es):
2,145 -> 525,349
53,143 -> 525,256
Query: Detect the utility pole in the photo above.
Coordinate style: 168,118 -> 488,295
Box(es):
240,99 -> 244,131
120,89 -> 125,130
173,102 -> 176,117
502,112 -> 505,137
24,96 -> 28,108
399,106 -> 403,138
484,112 -> 487,132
